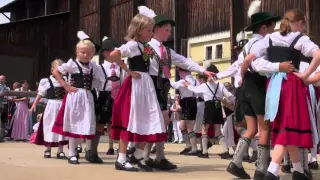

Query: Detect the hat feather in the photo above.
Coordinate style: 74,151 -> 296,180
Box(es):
102,36 -> 108,41
138,6 -> 156,18
77,31 -> 89,40
236,31 -> 246,42
248,0 -> 261,18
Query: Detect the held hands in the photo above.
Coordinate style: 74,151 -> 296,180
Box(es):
279,61 -> 294,73
203,71 -> 217,81
294,72 -> 308,81
128,71 -> 141,79
183,81 -> 190,87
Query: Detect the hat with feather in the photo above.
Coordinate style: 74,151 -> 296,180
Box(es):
244,0 -> 281,31
137,6 -> 175,27
234,31 -> 249,50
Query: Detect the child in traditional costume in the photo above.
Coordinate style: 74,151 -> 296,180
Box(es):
171,94 -> 183,143
241,8 -> 320,180
52,31 -> 103,165
30,59 -> 68,159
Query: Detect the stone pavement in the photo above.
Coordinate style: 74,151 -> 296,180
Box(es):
0,139 -> 319,180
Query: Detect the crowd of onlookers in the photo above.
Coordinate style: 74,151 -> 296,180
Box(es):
0,75 -> 45,143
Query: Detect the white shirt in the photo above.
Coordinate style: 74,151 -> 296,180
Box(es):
170,75 -> 198,98
37,76 -> 64,97
216,34 -> 265,88
58,59 -> 103,90
148,39 -> 205,77
187,81 -> 235,103
95,61 -> 122,91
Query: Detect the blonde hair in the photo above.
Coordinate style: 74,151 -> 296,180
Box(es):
76,39 -> 96,53
125,14 -> 155,41
37,113 -> 43,122
280,9 -> 305,36
51,59 -> 63,70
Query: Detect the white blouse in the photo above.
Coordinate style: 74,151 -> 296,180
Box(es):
170,75 -> 198,98
37,76 -> 64,97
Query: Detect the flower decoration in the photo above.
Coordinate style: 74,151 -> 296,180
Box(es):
143,44 -> 153,62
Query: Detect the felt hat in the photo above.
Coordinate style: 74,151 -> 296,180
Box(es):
154,14 -> 175,27
206,64 -> 219,73
99,36 -> 121,64
245,12 -> 281,31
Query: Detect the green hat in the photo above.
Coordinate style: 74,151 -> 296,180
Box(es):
99,37 -> 121,64
244,12 -> 281,31
154,14 -> 175,27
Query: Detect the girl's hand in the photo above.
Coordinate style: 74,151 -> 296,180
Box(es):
128,71 -> 141,79
183,81 -> 190,87
294,72 -> 307,81
64,84 -> 78,93
29,106 -> 36,113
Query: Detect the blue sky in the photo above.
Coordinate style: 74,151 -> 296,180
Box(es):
0,0 -> 14,24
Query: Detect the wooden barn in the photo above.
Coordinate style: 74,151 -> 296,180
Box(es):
0,0 -> 319,88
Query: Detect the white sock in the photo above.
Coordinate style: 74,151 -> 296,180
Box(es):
134,148 -> 146,165
44,147 -> 51,155
292,162 -> 304,174
58,146 -> 63,153
86,139 -> 92,151
310,146 -> 318,162
117,153 -> 133,168
143,143 -> 153,161
267,162 -> 280,177
68,138 -> 77,157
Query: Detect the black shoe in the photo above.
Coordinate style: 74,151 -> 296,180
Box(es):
292,171 -> 312,180
263,172 -> 279,180
185,150 -> 199,156
129,155 -> 152,172
150,146 -> 156,154
226,162 -> 250,179
207,141 -> 213,149
304,170 -> 312,179
126,147 -> 136,155
0,139 -> 5,143
253,170 -> 265,180
180,147 -> 191,155
115,161 -> 139,172
249,150 -> 258,163
57,152 -> 67,160
44,150 -> 51,158
197,153 -> 209,158
281,165 -> 291,173
220,152 -> 233,159
152,159 -> 177,171
106,148 -> 115,155
172,141 -> 178,144
68,156 -> 79,164
85,150 -> 103,164
309,161 -> 319,170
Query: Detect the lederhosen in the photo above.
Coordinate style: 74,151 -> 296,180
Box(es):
204,83 -> 224,124
149,46 -> 171,111
47,77 -> 66,100
180,80 -> 197,120
92,64 -> 122,124
240,40 -> 267,117
70,60 -> 93,90
234,86 -> 244,122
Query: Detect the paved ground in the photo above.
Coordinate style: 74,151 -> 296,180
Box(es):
0,138 -> 319,180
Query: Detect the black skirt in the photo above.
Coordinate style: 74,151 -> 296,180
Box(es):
150,75 -> 171,111
239,71 -> 266,117
91,90 -> 114,124
204,100 -> 224,125
180,97 -> 197,120
234,88 -> 244,122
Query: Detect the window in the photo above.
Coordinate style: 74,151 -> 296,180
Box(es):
216,44 -> 223,59
205,46 -> 212,60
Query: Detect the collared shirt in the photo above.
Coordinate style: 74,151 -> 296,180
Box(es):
170,75 -> 198,98
95,61 -> 122,91
148,38 -> 205,77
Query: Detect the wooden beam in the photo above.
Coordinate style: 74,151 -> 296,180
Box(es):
68,0 -> 80,54
99,0 -> 110,42
132,0 -> 145,15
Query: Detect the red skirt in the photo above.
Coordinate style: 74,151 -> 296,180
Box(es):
51,94 -> 94,139
111,76 -> 167,143
267,74 -> 313,148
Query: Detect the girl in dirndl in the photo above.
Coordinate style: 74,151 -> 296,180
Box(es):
52,34 -> 103,165
30,59 -> 68,159
107,6 -> 166,172
241,9 -> 320,180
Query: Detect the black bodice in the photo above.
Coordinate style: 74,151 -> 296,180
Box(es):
267,33 -> 303,70
127,42 -> 149,73
46,77 -> 66,99
70,60 -> 93,90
